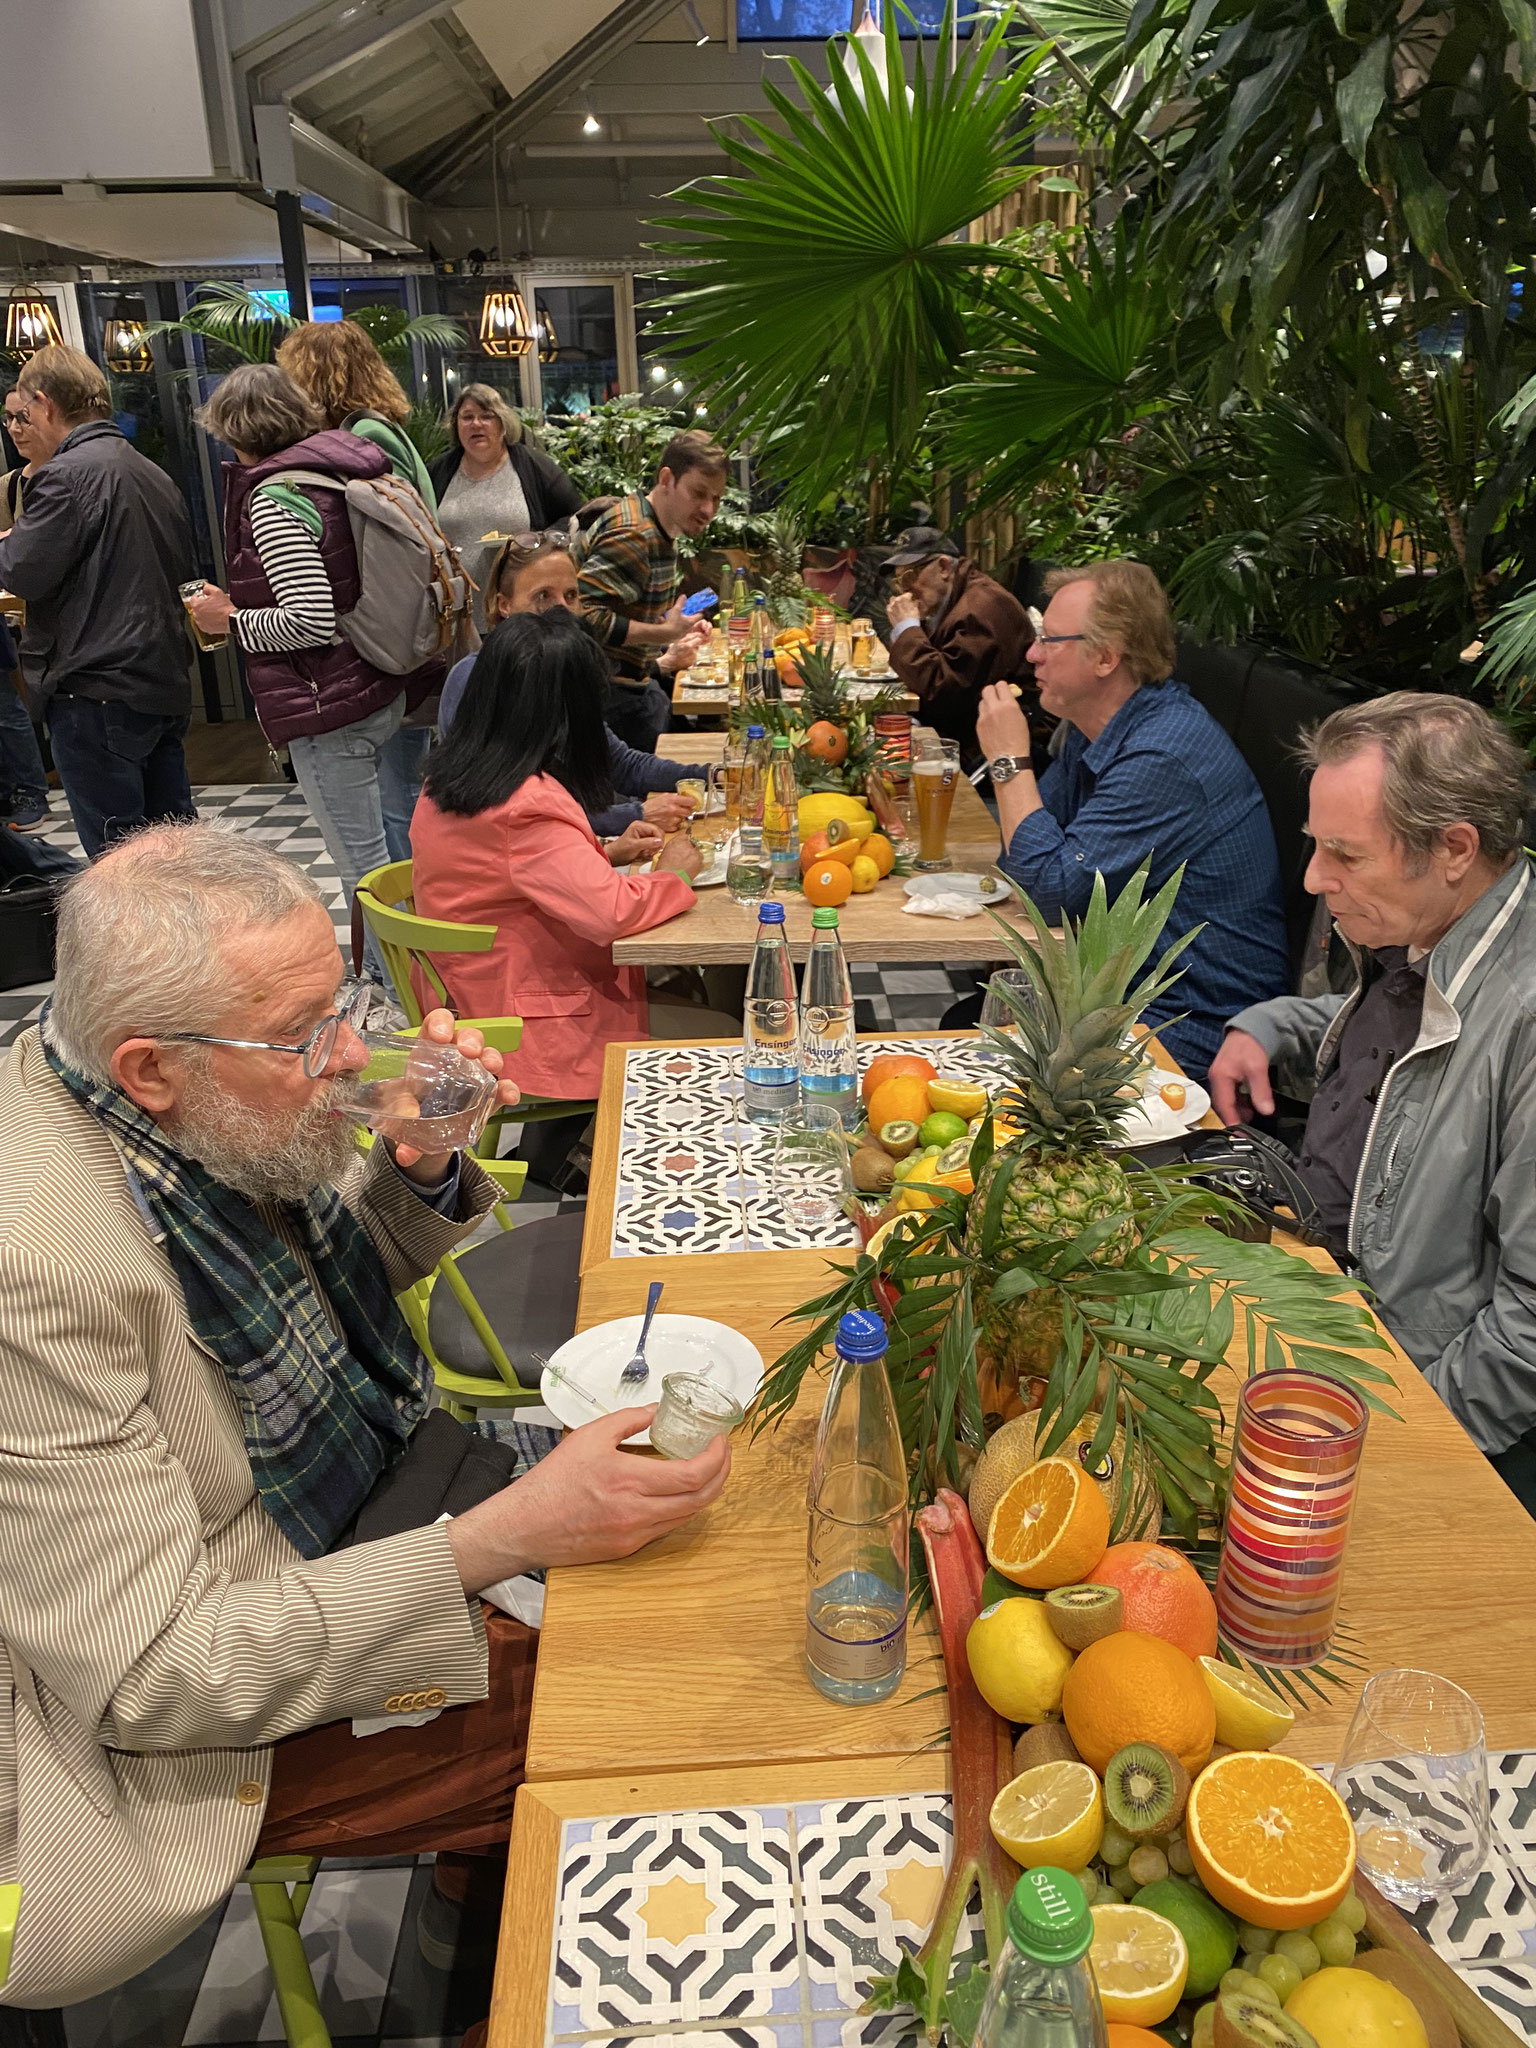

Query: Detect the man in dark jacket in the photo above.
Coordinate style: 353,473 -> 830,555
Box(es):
0,346 -> 195,856
883,527 -> 1040,770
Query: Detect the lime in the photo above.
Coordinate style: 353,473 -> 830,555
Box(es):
1131,1877 -> 1239,1998
919,1110 -> 968,1148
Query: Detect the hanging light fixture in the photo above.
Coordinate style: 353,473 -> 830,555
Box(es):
478,287 -> 535,358
102,294 -> 150,372
3,288 -> 62,362
536,307 -> 559,362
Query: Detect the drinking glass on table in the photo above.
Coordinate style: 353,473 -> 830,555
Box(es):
912,736 -> 960,871
768,1101 -> 860,1238
978,968 -> 1044,1063
1332,1670 -> 1491,1906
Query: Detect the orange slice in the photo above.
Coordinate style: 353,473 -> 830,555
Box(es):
1185,1749 -> 1357,1930
986,1456 -> 1111,1589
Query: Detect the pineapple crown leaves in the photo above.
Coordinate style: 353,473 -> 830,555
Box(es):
996,860 -> 1199,1023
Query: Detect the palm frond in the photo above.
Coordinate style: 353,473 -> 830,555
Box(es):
140,282 -> 296,365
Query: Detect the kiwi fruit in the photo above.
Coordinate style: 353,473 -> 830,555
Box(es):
1214,1994 -> 1320,2048
1013,1720 -> 1082,1775
1045,1583 -> 1124,1650
852,1144 -> 896,1192
1103,1741 -> 1190,1838
1352,1952 -> 1458,2048
878,1119 -> 920,1158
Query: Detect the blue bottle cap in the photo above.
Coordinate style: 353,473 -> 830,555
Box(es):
835,1309 -> 887,1360
757,900 -> 786,924
747,723 -> 766,738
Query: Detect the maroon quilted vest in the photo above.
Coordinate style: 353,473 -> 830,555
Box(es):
222,429 -> 405,745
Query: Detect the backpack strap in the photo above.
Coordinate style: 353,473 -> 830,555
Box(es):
251,479 -> 325,538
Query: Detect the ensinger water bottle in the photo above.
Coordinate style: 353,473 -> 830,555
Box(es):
743,899 -> 799,1122
973,1869 -> 1109,2048
800,906 -> 858,1128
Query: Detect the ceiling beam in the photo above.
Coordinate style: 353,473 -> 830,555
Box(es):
239,0 -> 462,103
413,0 -> 687,193
422,18 -> 501,117
522,139 -> 727,154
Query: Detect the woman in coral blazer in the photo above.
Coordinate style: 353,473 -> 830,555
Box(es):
410,609 -> 734,1113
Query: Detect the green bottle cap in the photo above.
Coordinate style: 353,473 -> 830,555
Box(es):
1004,1867 -> 1092,1965
811,906 -> 840,928
772,733 -> 790,749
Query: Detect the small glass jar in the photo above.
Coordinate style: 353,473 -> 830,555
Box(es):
650,1372 -> 744,1459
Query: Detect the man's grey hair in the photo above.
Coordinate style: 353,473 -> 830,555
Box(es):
1301,692 -> 1529,869
49,824 -> 323,1083
196,362 -> 322,460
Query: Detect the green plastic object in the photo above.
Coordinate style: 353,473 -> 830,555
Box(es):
242,1858 -> 331,2047
0,1881 -> 19,1987
811,906 -> 841,928
1005,1867 -> 1093,1966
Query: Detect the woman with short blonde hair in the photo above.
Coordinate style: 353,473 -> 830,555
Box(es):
276,320 -> 436,508
428,382 -> 581,627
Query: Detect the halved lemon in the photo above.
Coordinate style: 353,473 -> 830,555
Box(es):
989,1759 -> 1104,1869
1198,1656 -> 1296,1750
928,1077 -> 989,1119
1089,1903 -> 1189,2025
987,1456 -> 1111,1589
1186,1749 -> 1356,1930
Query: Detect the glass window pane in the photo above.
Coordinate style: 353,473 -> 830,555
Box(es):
736,0 -> 962,34
533,286 -> 619,415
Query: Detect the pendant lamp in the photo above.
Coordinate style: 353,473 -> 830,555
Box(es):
103,296 -> 150,372
3,289 -> 62,362
478,287 -> 534,358
536,308 -> 559,362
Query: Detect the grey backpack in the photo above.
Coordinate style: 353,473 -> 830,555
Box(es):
264,468 -> 478,675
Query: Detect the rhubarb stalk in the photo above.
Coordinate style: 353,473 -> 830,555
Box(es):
864,1486 -> 1019,2043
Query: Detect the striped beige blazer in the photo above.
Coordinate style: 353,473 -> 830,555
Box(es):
0,1029 -> 498,2007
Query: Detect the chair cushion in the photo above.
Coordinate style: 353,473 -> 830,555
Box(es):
428,1213 -> 585,1386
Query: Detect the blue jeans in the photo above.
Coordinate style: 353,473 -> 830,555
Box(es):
379,721 -> 432,864
46,696 -> 195,859
605,679 -> 671,753
287,694 -> 406,983
0,679 -> 47,804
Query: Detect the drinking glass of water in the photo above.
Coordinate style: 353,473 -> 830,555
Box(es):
979,967 -> 1044,1062
332,1028 -> 500,1154
768,1101 -> 859,1238
1332,1669 -> 1490,1905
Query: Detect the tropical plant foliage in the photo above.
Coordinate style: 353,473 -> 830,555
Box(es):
142,282 -> 466,374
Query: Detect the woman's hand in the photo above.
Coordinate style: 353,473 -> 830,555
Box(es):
655,833 -> 705,881
606,819 -> 665,867
390,1010 -> 520,1184
187,584 -> 236,636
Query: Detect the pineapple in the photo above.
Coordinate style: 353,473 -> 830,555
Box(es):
966,865 -> 1195,1387
790,641 -> 905,797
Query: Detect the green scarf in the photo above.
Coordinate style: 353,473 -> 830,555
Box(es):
43,1016 -> 428,1558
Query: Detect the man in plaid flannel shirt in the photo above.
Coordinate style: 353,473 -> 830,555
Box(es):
577,429 -> 729,751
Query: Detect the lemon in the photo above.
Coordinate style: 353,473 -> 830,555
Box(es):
864,1214 -> 927,1263
849,855 -> 880,893
1089,1903 -> 1189,2025
965,1595 -> 1075,1723
1286,1968 -> 1430,2048
990,1759 -> 1104,1868
1198,1657 -> 1296,1750
929,1078 -> 989,1119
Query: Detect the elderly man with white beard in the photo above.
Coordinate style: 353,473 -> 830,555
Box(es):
0,823 -> 729,2007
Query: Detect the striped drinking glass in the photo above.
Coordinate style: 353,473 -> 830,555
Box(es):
1215,1371 -> 1368,1665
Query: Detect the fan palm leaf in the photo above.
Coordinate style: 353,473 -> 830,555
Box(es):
648,5 -> 1045,504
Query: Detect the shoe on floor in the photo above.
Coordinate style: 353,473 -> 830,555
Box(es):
416,1853 -> 507,1972
1,791 -> 50,831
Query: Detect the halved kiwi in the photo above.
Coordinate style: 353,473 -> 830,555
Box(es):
1103,1741 -> 1190,1839
877,1119 -> 920,1158
1044,1583 -> 1123,1650
1214,1995 -> 1320,2048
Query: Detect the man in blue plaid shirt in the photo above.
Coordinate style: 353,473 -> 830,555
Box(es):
974,560 -> 1289,1078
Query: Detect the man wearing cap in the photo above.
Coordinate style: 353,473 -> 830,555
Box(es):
883,527 -> 1038,771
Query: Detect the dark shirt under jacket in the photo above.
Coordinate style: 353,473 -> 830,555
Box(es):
1295,947 -> 1428,1255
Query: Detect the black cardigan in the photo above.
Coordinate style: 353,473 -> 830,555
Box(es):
428,439 -> 583,530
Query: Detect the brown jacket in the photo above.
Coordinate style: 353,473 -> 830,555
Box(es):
886,558 -> 1038,766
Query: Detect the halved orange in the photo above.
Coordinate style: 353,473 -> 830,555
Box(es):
986,1456 -> 1111,1589
1185,1749 -> 1357,1930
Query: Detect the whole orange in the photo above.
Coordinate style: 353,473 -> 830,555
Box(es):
861,1052 -> 938,1105
866,1072 -> 933,1133
863,832 -> 896,877
1089,1543 -> 1218,1659
1060,1630 -> 1215,1777
803,860 -> 853,908
805,719 -> 849,765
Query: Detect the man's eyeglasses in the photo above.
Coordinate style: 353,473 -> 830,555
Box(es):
1027,605 -> 1085,646
159,982 -> 377,1080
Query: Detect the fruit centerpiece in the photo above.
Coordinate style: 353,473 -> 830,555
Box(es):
729,639 -> 908,804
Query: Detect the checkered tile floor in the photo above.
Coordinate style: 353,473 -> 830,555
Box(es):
15,781 -> 974,2048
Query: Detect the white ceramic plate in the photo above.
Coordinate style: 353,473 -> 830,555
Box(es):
903,871 -> 1009,903
540,1314 -> 765,1444
1116,1074 -> 1212,1146
690,842 -> 731,889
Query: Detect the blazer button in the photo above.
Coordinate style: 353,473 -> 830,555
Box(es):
384,1694 -> 403,1712
236,1781 -> 265,1806
421,1688 -> 448,1709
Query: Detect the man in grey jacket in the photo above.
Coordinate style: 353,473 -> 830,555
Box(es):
1209,693 -> 1536,1514
0,344 -> 195,856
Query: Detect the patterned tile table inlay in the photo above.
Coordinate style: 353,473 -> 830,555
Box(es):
610,1039 -> 1001,1260
545,1794 -> 984,2047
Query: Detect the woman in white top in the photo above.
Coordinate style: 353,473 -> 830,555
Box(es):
427,385 -> 580,628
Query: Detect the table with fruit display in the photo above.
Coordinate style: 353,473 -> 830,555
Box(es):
493,872 -> 1536,2048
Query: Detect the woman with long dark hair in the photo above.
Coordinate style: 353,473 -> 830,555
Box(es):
410,610 -> 734,1115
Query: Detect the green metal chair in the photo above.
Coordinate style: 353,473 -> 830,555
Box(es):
241,1857 -> 331,2048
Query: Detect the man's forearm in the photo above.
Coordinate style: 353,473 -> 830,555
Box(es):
995,769 -> 1043,850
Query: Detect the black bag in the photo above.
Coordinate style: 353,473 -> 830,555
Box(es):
348,1407 -> 520,1545
0,824 -> 78,992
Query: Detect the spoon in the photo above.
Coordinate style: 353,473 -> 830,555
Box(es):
620,1280 -> 665,1386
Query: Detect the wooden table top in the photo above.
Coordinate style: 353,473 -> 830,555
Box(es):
618,733 -> 1022,966
528,1031 -> 1536,1791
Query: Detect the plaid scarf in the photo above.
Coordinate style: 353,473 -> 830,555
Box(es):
43,1018 -> 428,1559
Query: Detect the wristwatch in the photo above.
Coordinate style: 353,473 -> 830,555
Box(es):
986,755 -> 1033,784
